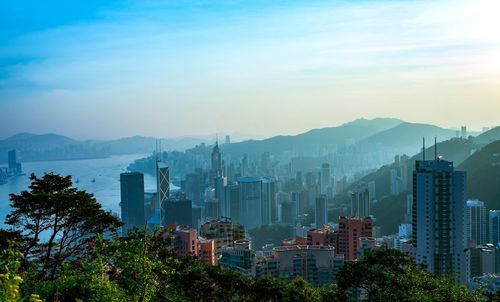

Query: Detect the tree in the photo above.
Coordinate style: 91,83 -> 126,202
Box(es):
336,248 -> 483,302
5,173 -> 122,278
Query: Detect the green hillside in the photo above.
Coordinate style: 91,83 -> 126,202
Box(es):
339,138 -> 481,235
342,137 -> 477,201
474,126 -> 500,146
458,140 -> 500,210
372,192 -> 408,235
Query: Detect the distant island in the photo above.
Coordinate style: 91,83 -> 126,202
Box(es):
0,133 -> 211,164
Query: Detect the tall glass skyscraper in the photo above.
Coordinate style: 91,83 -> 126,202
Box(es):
120,172 -> 145,234
489,210 -> 500,246
315,195 -> 328,228
157,162 -> 170,225
412,157 -> 469,283
465,200 -> 486,247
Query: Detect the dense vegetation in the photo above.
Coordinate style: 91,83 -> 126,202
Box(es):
0,173 -> 492,301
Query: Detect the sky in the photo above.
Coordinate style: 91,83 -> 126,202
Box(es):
0,0 -> 499,140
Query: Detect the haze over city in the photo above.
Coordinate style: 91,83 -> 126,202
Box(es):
3,1 -> 500,300
1,0 -> 499,139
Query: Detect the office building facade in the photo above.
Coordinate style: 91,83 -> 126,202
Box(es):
120,172 -> 145,234
412,157 -> 469,282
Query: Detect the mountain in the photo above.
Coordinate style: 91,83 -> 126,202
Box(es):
344,117 -> 404,132
358,122 -> 456,155
4,132 -> 77,146
368,139 -> 500,235
343,137 -> 477,199
342,137 -> 479,235
220,118 -> 403,158
0,133 -> 209,163
474,126 -> 500,145
458,140 -> 500,210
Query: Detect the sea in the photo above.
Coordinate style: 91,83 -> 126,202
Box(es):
0,154 -> 162,229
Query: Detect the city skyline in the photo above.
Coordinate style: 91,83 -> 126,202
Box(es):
1,0 -> 499,139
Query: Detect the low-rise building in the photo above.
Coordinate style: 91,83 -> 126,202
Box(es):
200,219 -> 246,263
256,245 -> 343,286
219,239 -> 255,276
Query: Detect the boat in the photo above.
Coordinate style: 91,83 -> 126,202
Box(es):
75,178 -> 80,184
91,178 -> 96,183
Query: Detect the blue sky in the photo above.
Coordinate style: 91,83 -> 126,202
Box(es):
0,0 -> 499,139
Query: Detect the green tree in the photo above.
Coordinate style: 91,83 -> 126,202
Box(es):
5,173 -> 122,279
336,248 -> 483,302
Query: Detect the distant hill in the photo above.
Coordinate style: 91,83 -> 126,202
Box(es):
0,133 -> 84,163
359,122 -> 456,155
0,133 -> 209,163
341,137 -> 480,235
458,140 -> 500,210
4,132 -> 77,146
220,118 -> 403,158
474,126 -> 500,145
372,192 -> 408,235
343,137 -> 477,199
368,140 -> 500,235
343,118 -> 404,132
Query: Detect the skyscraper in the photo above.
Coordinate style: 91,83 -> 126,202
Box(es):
262,178 -> 276,225
315,195 -> 328,228
215,176 -> 228,217
350,186 -> 370,218
163,193 -> 193,227
224,182 -> 239,223
280,201 -> 297,225
238,177 -> 263,230
461,126 -> 467,138
7,150 -> 21,173
7,150 -> 16,170
412,155 -> 469,282
157,162 -> 170,225
211,140 -> 223,181
320,163 -> 331,196
120,172 -> 145,234
466,200 -> 487,247
489,210 -> 500,247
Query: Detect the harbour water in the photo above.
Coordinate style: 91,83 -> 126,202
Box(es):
0,154 -> 159,228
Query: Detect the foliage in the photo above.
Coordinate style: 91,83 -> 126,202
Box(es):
0,248 -> 23,302
0,173 -> 490,302
336,248 -> 483,302
5,173 -> 122,278
26,261 -> 126,302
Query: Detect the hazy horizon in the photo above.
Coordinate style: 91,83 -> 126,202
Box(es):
0,116 -> 494,142
1,0 -> 499,139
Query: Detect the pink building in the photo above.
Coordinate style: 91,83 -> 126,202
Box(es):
281,236 -> 306,247
167,225 -> 216,265
337,216 -> 372,260
173,225 -> 198,257
198,237 -> 216,265
307,227 -> 331,246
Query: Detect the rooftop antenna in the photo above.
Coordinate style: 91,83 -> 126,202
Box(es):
434,136 -> 437,160
422,137 -> 426,161
155,139 -> 158,161
159,139 -> 162,160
